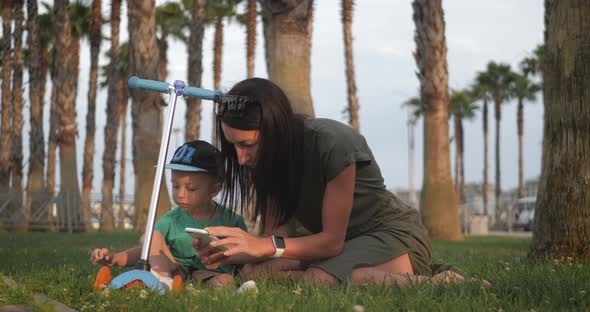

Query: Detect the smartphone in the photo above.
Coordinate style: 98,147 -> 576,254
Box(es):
184,227 -> 227,251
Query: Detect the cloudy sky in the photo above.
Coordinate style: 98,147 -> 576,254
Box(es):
27,0 -> 544,197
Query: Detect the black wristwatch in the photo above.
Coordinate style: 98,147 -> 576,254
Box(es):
271,235 -> 285,258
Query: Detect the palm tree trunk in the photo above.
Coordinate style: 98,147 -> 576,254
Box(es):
118,82 -> 128,229
494,96 -> 502,228
26,0 -> 45,230
128,0 -> 171,231
529,0 -> 590,261
46,56 -> 58,231
517,98 -> 525,198
185,0 -> 205,142
101,0 -> 121,232
342,0 -> 359,131
11,0 -> 26,231
458,116 -> 465,205
55,0 -> 82,231
81,0 -> 102,232
453,115 -> 460,191
0,2 -> 12,193
261,0 -> 314,116
158,32 -> 168,81
246,0 -> 256,78
412,0 -> 462,240
482,98 -> 488,217
211,15 -> 224,144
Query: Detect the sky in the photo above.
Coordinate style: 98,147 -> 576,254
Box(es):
21,0 -> 545,198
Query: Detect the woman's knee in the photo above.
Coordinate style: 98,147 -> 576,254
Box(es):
302,267 -> 338,286
206,273 -> 235,288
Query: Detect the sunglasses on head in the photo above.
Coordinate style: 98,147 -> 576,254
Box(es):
214,95 -> 256,117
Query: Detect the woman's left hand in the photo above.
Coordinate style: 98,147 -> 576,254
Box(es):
200,226 -> 275,265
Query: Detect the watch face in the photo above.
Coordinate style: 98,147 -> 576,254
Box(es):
274,236 -> 286,249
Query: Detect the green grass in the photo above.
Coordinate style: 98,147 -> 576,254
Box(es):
0,232 -> 589,311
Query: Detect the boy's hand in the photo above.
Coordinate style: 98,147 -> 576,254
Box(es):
90,248 -> 114,266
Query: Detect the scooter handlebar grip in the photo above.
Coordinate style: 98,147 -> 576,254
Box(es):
183,86 -> 223,101
128,76 -> 170,94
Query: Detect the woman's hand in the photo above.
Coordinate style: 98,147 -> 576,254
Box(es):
194,226 -> 275,267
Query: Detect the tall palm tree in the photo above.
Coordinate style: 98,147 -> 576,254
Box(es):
127,0 -> 171,230
68,1 -> 90,100
54,0 -> 82,230
402,96 -> 423,209
156,1 -> 188,81
0,2 -> 12,193
529,0 -> 590,261
81,0 -> 102,232
11,0 -> 26,231
471,83 -> 491,217
210,0 -> 240,143
412,0 -> 462,240
475,62 -> 515,227
520,44 -> 544,79
118,54 -> 130,230
449,89 -> 478,208
101,0 -> 121,232
185,0 -> 206,142
260,0 -> 314,116
100,41 -> 130,230
510,73 -> 540,199
246,0 -> 256,78
25,0 -> 46,230
39,6 -> 57,228
342,0 -> 359,131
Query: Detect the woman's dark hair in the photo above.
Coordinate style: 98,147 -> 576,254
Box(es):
215,78 -> 304,227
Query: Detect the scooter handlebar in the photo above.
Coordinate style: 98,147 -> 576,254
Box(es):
128,76 -> 222,100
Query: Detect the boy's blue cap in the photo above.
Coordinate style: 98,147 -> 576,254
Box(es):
165,140 -> 221,174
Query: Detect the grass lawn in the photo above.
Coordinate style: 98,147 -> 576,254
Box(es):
0,232 -> 589,311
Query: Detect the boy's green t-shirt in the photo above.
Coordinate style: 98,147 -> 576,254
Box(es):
154,203 -> 248,275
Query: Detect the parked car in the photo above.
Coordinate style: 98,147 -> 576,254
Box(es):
512,196 -> 536,231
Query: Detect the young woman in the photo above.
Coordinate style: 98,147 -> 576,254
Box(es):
196,78 -> 463,286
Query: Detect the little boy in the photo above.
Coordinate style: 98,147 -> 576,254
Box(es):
91,140 -> 248,290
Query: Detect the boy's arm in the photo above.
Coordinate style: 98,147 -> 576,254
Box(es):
112,247 -> 142,267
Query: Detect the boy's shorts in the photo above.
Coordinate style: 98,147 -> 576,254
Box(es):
175,265 -> 225,283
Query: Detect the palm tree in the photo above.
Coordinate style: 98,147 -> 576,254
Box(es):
80,0 -> 102,232
529,1 -> 590,261
0,2 -> 12,193
100,41 -> 130,230
402,96 -> 423,209
54,0 -> 82,230
185,0 -> 206,142
510,73 -> 540,199
260,0 -> 314,116
471,83 -> 491,218
101,0 -> 121,232
68,1 -> 90,99
11,0 -> 26,231
246,0 -> 256,78
127,0 -> 171,230
412,0 -> 462,240
475,62 -> 515,228
520,44 -> 544,79
25,0 -> 46,231
156,1 -> 188,81
342,0 -> 359,131
449,89 -> 478,209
